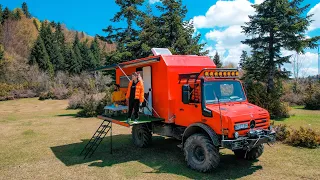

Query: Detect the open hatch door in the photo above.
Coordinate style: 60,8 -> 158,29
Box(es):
96,56 -> 160,71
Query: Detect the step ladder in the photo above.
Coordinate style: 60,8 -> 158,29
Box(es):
80,120 -> 112,159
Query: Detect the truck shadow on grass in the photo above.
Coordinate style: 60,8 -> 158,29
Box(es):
50,135 -> 261,179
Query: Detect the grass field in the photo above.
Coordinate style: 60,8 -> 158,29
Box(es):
0,98 -> 319,180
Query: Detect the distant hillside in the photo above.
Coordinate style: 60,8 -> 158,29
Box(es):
0,3 -> 116,101
0,8 -> 115,65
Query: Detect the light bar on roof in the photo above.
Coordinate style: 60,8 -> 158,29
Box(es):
203,70 -> 239,78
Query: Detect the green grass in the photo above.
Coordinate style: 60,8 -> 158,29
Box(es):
0,98 -> 319,179
273,106 -> 320,130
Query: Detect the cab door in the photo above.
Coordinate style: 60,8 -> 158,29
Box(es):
175,84 -> 202,127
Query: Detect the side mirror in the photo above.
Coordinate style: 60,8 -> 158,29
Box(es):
182,84 -> 190,104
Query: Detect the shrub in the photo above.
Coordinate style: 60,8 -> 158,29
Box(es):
303,79 -> 320,110
286,127 -> 320,148
274,124 -> 291,141
25,66 -> 51,95
281,92 -> 304,106
12,89 -> 36,98
77,93 -> 107,117
0,83 -> 15,97
304,90 -> 320,110
96,89 -> 112,115
68,91 -> 85,109
38,91 -> 54,100
304,93 -> 320,110
51,85 -> 71,100
77,96 -> 100,117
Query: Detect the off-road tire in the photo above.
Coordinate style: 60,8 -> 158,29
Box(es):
132,124 -> 152,148
233,144 -> 264,160
184,133 -> 220,172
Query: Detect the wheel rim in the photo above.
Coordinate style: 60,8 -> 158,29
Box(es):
193,146 -> 205,163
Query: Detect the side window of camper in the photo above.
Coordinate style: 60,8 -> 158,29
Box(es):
120,76 -> 131,88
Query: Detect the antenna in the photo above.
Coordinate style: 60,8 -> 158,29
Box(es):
213,90 -> 224,140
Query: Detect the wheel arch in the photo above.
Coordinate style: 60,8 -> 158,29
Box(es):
182,123 -> 220,147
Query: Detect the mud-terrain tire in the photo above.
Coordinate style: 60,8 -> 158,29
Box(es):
132,124 -> 152,148
184,133 -> 220,172
233,144 -> 264,160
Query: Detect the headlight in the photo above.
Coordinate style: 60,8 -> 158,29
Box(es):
234,123 -> 249,130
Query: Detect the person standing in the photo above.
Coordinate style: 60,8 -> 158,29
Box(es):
126,72 -> 144,123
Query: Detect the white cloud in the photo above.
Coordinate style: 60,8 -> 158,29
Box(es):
282,50 -> 319,77
206,26 -> 246,49
193,0 -> 255,28
223,44 -> 251,66
205,26 -> 250,66
197,0 -> 319,73
254,0 -> 264,5
308,2 -> 320,31
149,0 -> 161,4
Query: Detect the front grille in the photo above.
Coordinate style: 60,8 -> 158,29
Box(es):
235,118 -> 269,130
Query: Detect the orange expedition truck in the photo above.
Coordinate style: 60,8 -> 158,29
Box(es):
92,48 -> 276,172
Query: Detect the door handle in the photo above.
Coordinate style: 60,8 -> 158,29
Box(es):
179,109 -> 184,111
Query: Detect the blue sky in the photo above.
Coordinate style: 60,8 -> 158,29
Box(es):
1,0 -> 320,76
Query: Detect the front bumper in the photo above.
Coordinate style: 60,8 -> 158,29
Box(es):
221,129 -> 276,151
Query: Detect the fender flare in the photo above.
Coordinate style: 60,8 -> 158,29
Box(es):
182,123 -> 220,147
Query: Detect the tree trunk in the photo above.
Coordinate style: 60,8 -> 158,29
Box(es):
267,30 -> 275,93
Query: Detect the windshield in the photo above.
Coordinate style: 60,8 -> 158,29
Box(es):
204,81 -> 246,104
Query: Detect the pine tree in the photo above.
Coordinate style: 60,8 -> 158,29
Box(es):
51,41 -> 65,72
102,0 -> 144,64
2,7 -> 11,21
29,36 -> 54,76
73,33 -> 83,71
242,0 -> 320,92
135,4 -> 161,57
13,8 -> 22,20
39,21 -> 66,72
90,36 -> 101,66
213,52 -> 222,68
53,22 -> 66,71
40,22 -> 54,58
0,5 -> 3,24
22,2 -> 31,18
153,0 -> 206,55
55,22 -> 65,47
64,45 -> 81,74
50,21 -> 57,28
80,40 -> 97,70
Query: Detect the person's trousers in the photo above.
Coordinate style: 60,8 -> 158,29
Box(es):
128,99 -> 140,119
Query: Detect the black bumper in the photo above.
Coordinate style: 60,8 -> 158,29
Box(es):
221,129 -> 276,151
